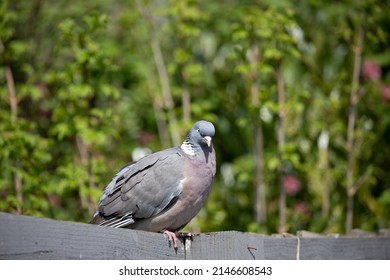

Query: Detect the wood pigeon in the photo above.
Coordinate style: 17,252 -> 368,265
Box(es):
90,120 -> 216,248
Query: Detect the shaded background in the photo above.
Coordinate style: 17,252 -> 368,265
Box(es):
0,0 -> 389,235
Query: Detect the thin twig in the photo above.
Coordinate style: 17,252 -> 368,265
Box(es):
276,59 -> 286,233
136,0 -> 180,146
346,26 -> 364,233
352,168 -> 371,196
5,67 -> 18,124
2,47 -> 23,214
247,43 -> 266,223
181,72 -> 191,123
75,136 -> 96,214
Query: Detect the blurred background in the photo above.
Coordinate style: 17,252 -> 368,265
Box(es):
0,0 -> 389,235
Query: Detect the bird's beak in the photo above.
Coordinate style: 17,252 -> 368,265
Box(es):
203,136 -> 212,147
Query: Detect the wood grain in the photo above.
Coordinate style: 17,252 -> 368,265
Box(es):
0,212 -> 184,259
0,212 -> 389,260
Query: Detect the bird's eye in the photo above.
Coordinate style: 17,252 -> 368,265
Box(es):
197,129 -> 201,133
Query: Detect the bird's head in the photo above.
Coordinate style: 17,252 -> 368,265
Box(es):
182,120 -> 215,155
190,120 -> 215,147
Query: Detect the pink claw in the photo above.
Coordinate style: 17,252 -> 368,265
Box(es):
163,230 -> 178,248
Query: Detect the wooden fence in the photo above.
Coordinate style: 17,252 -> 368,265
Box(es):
0,211 -> 389,260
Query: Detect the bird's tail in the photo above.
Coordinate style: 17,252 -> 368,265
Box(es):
89,214 -> 104,224
89,213 -> 135,228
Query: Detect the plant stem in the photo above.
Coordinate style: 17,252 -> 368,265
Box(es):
182,71 -> 191,123
248,44 -> 266,223
346,26 -> 364,234
276,60 -> 286,233
5,63 -> 23,214
136,0 -> 180,146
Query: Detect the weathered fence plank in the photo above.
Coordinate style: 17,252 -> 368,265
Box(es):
185,231 -> 266,259
0,212 -> 389,260
263,237 -> 298,260
0,212 -> 184,260
299,237 -> 390,260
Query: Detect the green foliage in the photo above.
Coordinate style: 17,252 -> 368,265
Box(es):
0,0 -> 389,233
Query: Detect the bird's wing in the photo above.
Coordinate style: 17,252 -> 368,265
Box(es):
95,148 -> 184,228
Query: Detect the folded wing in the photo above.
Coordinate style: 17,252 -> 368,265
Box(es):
93,148 -> 184,228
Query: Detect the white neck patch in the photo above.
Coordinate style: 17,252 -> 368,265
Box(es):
181,140 -> 197,156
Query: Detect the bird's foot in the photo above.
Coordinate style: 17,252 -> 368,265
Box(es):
162,230 -> 179,249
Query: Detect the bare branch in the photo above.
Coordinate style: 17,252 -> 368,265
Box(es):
276,59 -> 286,233
346,26 -> 364,233
5,67 -> 18,124
136,0 -> 180,146
352,168 -> 372,196
247,43 -> 266,223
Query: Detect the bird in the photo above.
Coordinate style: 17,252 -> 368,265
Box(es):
90,120 -> 216,248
